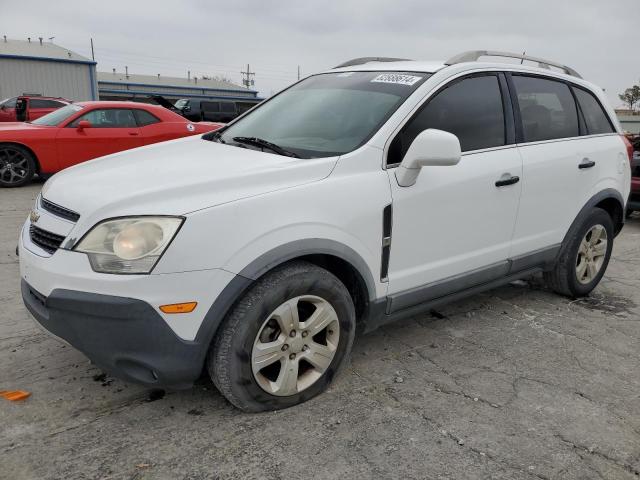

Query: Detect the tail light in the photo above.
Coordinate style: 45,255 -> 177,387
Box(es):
622,135 -> 634,163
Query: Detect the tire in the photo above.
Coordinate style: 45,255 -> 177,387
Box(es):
544,207 -> 614,297
0,144 -> 36,187
208,261 -> 356,412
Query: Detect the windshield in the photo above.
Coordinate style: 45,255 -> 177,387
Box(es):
31,104 -> 84,126
215,71 -> 430,158
1,97 -> 17,108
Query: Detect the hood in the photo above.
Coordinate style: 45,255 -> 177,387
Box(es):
42,136 -> 337,222
0,122 -> 50,132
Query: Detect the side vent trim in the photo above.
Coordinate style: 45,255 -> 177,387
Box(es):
380,204 -> 392,282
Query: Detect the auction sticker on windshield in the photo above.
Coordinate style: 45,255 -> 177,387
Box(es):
371,74 -> 422,86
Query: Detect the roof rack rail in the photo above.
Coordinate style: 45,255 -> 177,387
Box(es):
444,50 -> 582,79
334,57 -> 411,69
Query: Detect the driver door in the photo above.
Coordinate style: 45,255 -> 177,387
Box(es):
385,73 -> 522,312
0,97 -> 17,122
56,108 -> 143,169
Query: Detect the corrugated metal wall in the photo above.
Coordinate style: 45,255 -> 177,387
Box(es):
0,58 -> 97,101
98,82 -> 256,99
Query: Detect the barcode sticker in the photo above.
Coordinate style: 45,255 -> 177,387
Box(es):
371,74 -> 423,86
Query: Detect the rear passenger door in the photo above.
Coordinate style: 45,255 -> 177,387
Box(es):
508,74 -> 615,258
385,73 -> 522,307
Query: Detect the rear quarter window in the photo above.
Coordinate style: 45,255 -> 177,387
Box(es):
573,87 -> 614,135
133,109 -> 161,126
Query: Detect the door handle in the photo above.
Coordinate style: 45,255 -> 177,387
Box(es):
128,132 -> 139,136
579,158 -> 595,169
495,175 -> 520,187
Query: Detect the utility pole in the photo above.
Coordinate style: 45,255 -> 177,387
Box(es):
297,65 -> 300,81
240,63 -> 255,89
90,38 -> 95,61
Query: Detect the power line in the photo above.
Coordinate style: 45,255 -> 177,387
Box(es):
62,42 -> 299,75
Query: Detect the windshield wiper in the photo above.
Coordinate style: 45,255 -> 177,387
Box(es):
232,136 -> 299,158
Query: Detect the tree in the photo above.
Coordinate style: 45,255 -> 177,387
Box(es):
201,74 -> 235,84
618,85 -> 640,111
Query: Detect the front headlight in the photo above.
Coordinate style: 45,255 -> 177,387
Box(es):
73,216 -> 183,274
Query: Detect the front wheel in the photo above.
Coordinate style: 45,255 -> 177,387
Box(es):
0,144 -> 36,187
208,261 -> 356,412
544,207 -> 614,297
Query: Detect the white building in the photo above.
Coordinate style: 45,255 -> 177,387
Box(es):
0,37 -> 98,101
97,71 -> 261,108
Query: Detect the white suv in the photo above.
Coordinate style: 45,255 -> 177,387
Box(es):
19,51 -> 632,411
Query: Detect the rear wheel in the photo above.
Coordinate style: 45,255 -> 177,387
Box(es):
544,207 -> 613,297
0,144 -> 36,187
208,261 -> 355,412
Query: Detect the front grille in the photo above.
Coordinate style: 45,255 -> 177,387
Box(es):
40,197 -> 80,222
29,225 -> 65,254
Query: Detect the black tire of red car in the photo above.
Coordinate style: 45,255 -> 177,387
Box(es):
544,207 -> 614,298
0,144 -> 37,188
207,261 -> 356,412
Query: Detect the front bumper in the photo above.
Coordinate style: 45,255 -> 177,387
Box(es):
22,279 -> 205,388
19,216 -> 244,388
629,178 -> 640,211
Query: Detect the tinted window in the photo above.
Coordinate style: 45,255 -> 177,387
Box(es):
573,88 -> 614,135
202,101 -> 220,112
30,99 -> 65,109
220,102 -> 235,113
389,75 -> 505,162
70,109 -> 137,128
513,76 -> 579,142
133,109 -> 160,126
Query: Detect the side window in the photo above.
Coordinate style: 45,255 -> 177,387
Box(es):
69,109 -> 137,128
512,76 -> 579,142
30,99 -> 64,109
573,87 -> 614,135
133,109 -> 160,126
202,101 -> 221,112
220,102 -> 235,113
389,75 -> 505,163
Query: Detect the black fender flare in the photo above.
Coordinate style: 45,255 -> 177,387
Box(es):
556,188 -> 625,261
192,239 -> 377,361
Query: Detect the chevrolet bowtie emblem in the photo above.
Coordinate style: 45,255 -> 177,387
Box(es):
29,210 -> 40,223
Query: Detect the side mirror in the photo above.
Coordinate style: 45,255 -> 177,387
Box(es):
0,105 -> 5,111
77,120 -> 92,130
395,129 -> 461,187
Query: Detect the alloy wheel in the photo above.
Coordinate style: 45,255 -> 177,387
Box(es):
575,224 -> 608,284
251,295 -> 340,396
0,147 -> 29,185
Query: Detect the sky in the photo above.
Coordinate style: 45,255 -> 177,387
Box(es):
1,0 -> 638,106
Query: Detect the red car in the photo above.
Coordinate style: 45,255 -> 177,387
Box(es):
629,140 -> 640,215
0,95 -> 70,122
0,101 -> 222,187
